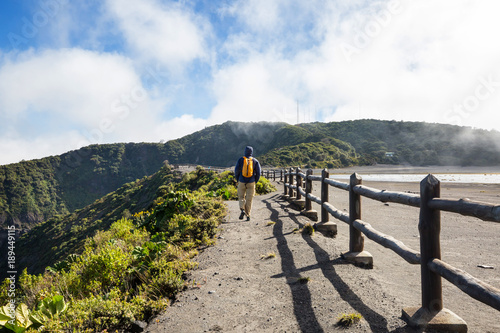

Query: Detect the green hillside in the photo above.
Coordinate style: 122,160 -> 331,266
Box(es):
10,163 -> 176,276
170,121 -> 288,166
0,143 -> 171,231
0,165 -> 238,332
2,119 -> 500,237
299,120 -> 500,166
0,122 -> 286,231
259,140 -> 359,169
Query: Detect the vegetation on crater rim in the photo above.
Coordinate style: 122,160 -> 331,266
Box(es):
0,165 -> 275,332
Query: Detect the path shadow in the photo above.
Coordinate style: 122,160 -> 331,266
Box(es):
264,194 -> 420,333
264,194 -> 325,333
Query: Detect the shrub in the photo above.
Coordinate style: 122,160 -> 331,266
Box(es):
29,295 -> 69,328
59,289 -> 142,332
337,313 -> 362,327
297,277 -> 311,284
136,191 -> 194,233
67,243 -> 132,296
215,186 -> 238,200
302,223 -> 315,236
256,177 -> 277,195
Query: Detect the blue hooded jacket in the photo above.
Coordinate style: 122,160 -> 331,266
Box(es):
234,146 -> 261,183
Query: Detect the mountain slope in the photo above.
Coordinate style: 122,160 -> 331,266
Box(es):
6,163 -> 178,277
2,119 -> 500,239
259,140 -> 359,169
169,121 -> 288,166
299,120 -> 500,165
0,142 -> 171,230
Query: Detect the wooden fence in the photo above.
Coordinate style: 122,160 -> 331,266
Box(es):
262,167 -> 500,332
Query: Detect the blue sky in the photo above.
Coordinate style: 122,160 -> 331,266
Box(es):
1,0 -> 500,165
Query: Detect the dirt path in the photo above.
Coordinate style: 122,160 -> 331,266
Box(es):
144,180 -> 500,333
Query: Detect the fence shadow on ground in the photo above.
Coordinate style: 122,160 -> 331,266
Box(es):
263,194 -> 324,333
263,193 -> 422,333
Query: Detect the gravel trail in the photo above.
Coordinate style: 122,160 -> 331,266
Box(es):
145,180 -> 500,333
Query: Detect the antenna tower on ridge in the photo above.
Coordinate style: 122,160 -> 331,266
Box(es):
297,100 -> 299,124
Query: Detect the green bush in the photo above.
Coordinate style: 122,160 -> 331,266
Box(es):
29,295 -> 69,328
67,243 -> 132,297
256,177 -> 277,195
0,215 -> 208,331
0,303 -> 32,333
337,312 -> 362,327
136,191 -> 194,233
58,289 -> 143,332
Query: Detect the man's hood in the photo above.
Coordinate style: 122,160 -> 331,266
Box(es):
244,146 -> 253,157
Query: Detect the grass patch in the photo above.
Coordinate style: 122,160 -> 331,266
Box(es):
336,313 -> 362,327
297,276 -> 310,284
302,223 -> 315,235
260,252 -> 276,260
266,221 -> 276,226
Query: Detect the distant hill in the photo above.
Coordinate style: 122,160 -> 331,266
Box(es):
2,119 -> 500,239
0,142 -> 171,230
259,139 -> 359,169
170,121 -> 288,166
298,120 -> 500,166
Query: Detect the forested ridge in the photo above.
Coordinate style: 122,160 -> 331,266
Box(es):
298,120 -> 500,166
2,119 -> 500,235
1,119 -> 500,331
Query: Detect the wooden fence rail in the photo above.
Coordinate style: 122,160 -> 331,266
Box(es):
262,168 -> 500,332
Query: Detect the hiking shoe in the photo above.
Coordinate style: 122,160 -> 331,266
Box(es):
246,216 -> 251,221
239,210 -> 245,220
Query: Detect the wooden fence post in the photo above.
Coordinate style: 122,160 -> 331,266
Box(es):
342,173 -> 373,268
321,169 -> 329,223
301,169 -> 317,221
294,167 -> 305,209
289,167 -> 294,198
420,174 -> 442,313
403,174 -> 466,331
280,169 -> 283,181
349,173 -> 364,252
295,167 -> 302,201
315,169 -> 337,237
283,170 -> 289,198
305,169 -> 313,211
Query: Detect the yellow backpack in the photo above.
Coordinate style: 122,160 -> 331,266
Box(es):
242,156 -> 253,178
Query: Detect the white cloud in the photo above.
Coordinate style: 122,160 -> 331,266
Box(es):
0,48 -> 166,164
3,0 -> 500,165
105,0 -> 209,72
0,130 -> 86,166
0,46 -> 210,165
311,0 -> 500,127
221,0 -> 281,33
209,54 -> 298,125
0,48 -> 142,124
153,114 -> 208,142
211,0 -> 500,130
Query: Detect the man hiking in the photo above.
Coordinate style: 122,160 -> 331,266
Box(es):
234,146 -> 261,221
